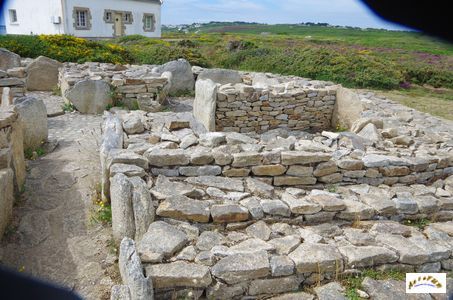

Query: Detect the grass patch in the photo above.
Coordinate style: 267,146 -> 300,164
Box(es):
374,86 -> 453,121
341,269 -> 405,300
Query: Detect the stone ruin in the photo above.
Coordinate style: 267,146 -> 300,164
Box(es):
99,61 -> 453,299
0,46 -> 452,299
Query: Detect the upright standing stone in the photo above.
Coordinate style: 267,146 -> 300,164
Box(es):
154,59 -> 194,94
0,48 -> 21,71
26,56 -> 62,91
13,97 -> 48,150
64,79 -> 113,114
111,174 -> 135,243
119,238 -> 153,300
193,79 -> 218,132
0,168 -> 14,239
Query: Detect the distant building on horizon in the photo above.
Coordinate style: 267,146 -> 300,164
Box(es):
1,0 -> 162,38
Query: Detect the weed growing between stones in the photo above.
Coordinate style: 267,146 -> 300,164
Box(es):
335,124 -> 349,132
169,89 -> 195,98
24,147 -> 45,160
403,218 -> 431,230
90,182 -> 112,225
61,102 -> 75,113
341,269 -> 405,300
51,85 -> 62,96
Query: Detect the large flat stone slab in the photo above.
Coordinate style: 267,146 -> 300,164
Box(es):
137,221 -> 188,263
211,251 -> 270,284
186,176 -> 244,192
288,243 -> 343,273
156,195 -> 211,223
145,261 -> 212,289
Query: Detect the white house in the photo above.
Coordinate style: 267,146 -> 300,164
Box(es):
1,0 -> 162,38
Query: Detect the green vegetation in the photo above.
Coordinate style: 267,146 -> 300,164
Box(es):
374,87 -> 453,120
51,85 -> 62,96
341,269 -> 405,300
403,218 -> 431,229
62,102 -> 75,112
24,147 -> 45,160
1,23 -> 452,91
91,183 -> 112,225
0,34 -> 130,64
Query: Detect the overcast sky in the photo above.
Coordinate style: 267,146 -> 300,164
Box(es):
162,0 -> 408,30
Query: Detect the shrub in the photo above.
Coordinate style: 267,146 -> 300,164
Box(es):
0,34 -> 132,64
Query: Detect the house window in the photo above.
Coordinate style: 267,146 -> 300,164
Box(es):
105,12 -> 112,22
73,7 -> 91,30
9,9 -> 18,23
143,14 -> 155,32
123,12 -> 133,24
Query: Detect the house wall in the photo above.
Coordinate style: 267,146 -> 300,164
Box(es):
2,0 -> 64,35
63,0 -> 161,38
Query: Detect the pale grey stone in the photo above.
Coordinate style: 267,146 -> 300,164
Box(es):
186,176 -> 244,192
376,234 -> 429,265
246,221 -> 271,241
110,163 -> 146,178
145,261 -> 212,289
249,276 -> 302,296
0,48 -> 21,71
270,255 -> 295,276
260,199 -> 291,217
129,177 -> 154,242
26,56 -> 62,91
193,79 -> 218,131
246,177 -> 274,198
196,231 -> 225,251
338,245 -> 398,268
179,165 -> 222,176
111,174 -> 135,243
199,132 -> 226,147
268,235 -> 301,255
119,238 -> 153,300
229,238 -> 275,254
281,193 -> 322,215
156,195 -> 211,223
145,148 -> 189,167
198,68 -> 242,85
288,243 -> 343,273
150,175 -> 195,200
211,251 -> 270,284
110,285 -> 131,300
138,221 -> 187,262
65,79 -> 112,114
337,199 -> 375,221
240,197 -> 264,219
155,59 -> 194,94
314,282 -> 346,300
14,97 -> 48,150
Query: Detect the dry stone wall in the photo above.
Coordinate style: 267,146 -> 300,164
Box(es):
59,63 -> 170,113
0,108 -> 25,239
215,84 -> 336,134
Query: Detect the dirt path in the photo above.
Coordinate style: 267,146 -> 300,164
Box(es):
0,111 -> 118,300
